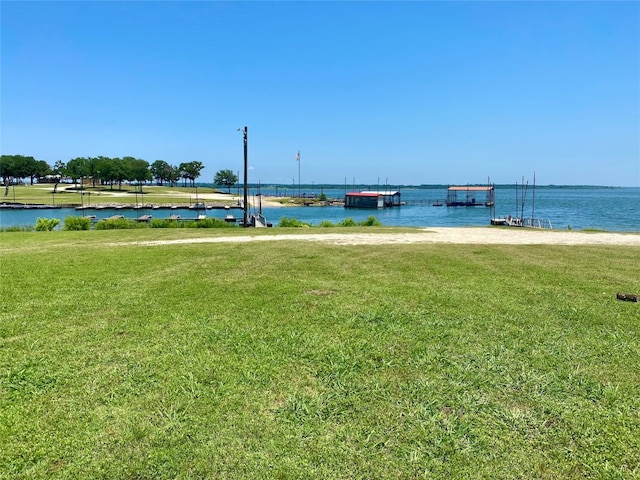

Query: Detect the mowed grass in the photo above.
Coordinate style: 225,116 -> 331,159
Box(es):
1,229 -> 639,479
3,184 -> 225,206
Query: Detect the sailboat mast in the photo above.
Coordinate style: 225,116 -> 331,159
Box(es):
531,172 -> 536,225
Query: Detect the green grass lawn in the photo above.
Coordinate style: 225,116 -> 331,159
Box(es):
1,229 -> 639,479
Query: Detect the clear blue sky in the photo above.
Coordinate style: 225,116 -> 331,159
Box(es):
2,1 -> 639,187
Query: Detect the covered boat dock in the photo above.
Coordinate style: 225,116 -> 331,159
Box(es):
446,185 -> 495,207
344,191 -> 401,209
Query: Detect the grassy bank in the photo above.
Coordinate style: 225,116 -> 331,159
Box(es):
1,230 -> 639,479
1,184 -> 227,206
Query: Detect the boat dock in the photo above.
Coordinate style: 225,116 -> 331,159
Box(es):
446,185 -> 495,207
0,202 -> 243,211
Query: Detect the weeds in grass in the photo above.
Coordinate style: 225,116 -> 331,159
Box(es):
184,218 -> 235,228
283,216 -> 382,227
279,217 -> 312,227
359,215 -> 382,226
95,218 -> 146,229
337,217 -> 357,227
0,224 -> 33,232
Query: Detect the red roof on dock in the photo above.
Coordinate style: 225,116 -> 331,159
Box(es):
345,192 -> 380,197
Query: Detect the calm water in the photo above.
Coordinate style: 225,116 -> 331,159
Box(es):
1,186 -> 638,232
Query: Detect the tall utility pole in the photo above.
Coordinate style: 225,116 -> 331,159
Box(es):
242,126 -> 248,227
296,150 -> 301,198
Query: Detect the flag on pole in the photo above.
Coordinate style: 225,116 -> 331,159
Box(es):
296,151 -> 300,162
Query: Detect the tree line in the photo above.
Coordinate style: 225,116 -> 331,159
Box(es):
0,155 -> 208,188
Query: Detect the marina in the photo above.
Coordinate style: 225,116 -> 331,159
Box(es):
0,185 -> 638,232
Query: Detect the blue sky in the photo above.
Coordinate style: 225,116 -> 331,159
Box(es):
2,1 -> 638,187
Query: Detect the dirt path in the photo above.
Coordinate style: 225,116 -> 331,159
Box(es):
126,228 -> 640,247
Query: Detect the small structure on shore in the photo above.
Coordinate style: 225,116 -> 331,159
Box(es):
446,186 -> 495,207
344,191 -> 401,208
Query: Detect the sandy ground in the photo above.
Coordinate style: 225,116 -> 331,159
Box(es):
125,227 -> 640,247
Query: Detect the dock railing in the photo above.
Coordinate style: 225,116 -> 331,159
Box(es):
523,218 -> 553,229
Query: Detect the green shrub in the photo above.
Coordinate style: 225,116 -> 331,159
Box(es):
359,215 -> 382,227
35,217 -> 60,231
337,218 -> 357,227
318,192 -> 327,201
63,216 -> 92,231
187,218 -> 236,228
278,217 -> 312,228
149,219 -> 178,228
318,220 -> 335,227
95,218 -> 143,230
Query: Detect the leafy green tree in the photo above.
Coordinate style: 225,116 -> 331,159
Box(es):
94,156 -> 114,188
88,156 -> 112,186
20,156 -> 39,184
150,160 -> 171,186
214,169 -> 238,193
177,163 -> 188,187
123,157 -> 151,185
111,157 -> 127,190
166,165 -> 180,187
65,157 -> 90,186
34,160 -> 51,183
95,157 -> 123,190
178,161 -> 204,187
52,160 -> 66,180
0,155 -> 39,184
0,155 -> 18,184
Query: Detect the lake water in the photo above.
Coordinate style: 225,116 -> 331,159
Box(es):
1,186 -> 638,232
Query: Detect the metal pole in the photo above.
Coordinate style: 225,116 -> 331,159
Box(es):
243,126 -> 248,227
531,172 -> 536,225
298,151 -> 301,198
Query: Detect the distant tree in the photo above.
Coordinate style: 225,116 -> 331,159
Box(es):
19,156 -> 39,184
166,165 -> 181,187
94,156 -> 114,188
0,155 -> 18,184
123,157 -> 151,185
177,163 -> 189,187
52,160 -> 66,180
88,156 -> 112,186
111,157 -> 127,190
90,157 -> 122,190
178,161 -> 204,187
0,155 -> 41,184
65,157 -> 90,186
214,169 -> 238,193
150,160 -> 171,186
34,160 -> 51,183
